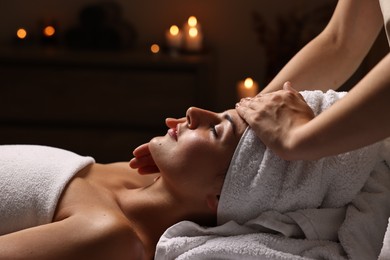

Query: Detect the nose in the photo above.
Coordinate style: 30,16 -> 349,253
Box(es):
166,117 -> 186,129
186,107 -> 216,129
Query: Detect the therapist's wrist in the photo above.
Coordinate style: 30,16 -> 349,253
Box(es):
283,124 -> 321,161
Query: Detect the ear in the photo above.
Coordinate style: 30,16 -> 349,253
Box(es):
206,194 -> 220,214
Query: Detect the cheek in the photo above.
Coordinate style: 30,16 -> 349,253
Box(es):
149,132 -> 235,177
148,135 -> 201,173
153,133 -> 214,171
177,136 -> 231,173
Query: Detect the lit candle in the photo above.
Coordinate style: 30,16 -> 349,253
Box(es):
183,16 -> 203,52
43,25 -> 56,38
237,77 -> 259,100
150,43 -> 160,54
40,21 -> 58,45
14,27 -> 30,45
166,25 -> 183,50
16,28 -> 28,40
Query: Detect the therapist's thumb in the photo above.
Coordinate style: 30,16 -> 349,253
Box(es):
283,81 -> 295,91
283,81 -> 305,101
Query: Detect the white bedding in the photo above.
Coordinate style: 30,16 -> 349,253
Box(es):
156,160 -> 390,260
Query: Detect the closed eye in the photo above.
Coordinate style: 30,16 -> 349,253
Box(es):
210,124 -> 218,138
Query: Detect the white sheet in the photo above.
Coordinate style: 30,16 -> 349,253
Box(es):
156,161 -> 390,260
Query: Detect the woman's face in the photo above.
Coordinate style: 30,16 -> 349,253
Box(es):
149,107 -> 247,194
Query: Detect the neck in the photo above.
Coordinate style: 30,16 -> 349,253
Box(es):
117,178 -> 215,251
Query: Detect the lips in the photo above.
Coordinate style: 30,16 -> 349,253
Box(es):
168,127 -> 178,141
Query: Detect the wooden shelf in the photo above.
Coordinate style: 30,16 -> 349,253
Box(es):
0,46 -> 216,162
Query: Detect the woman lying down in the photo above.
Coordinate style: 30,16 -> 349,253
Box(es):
152,91 -> 390,259
0,90 -> 388,259
0,106 -> 247,259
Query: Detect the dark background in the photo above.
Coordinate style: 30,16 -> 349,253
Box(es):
0,0 -> 388,162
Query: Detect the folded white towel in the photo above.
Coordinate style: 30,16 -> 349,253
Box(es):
0,145 -> 94,235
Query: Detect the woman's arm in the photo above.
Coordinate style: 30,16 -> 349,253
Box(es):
0,214 -> 142,260
262,0 -> 383,93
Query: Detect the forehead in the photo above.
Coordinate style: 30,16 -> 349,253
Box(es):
221,109 -> 247,138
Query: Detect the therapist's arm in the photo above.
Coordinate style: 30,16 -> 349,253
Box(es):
261,0 -> 383,93
237,54 -> 390,160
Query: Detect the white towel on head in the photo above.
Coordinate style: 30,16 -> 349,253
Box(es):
218,90 -> 382,225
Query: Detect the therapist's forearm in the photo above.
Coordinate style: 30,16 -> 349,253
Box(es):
262,33 -> 367,94
261,0 -> 383,94
289,53 -> 390,160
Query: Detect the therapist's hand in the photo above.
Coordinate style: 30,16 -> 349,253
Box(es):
236,82 -> 315,160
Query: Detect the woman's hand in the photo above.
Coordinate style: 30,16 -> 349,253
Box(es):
129,143 -> 160,174
236,82 -> 315,160
129,117 -> 186,174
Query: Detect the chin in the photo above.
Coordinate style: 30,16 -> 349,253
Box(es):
149,135 -> 173,166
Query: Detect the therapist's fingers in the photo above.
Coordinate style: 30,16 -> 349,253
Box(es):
236,94 -> 267,114
235,98 -> 262,123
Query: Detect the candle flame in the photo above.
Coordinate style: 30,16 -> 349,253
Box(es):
150,44 -> 160,54
188,16 -> 197,27
43,26 -> 55,37
244,78 -> 254,89
16,28 -> 27,39
189,27 -> 198,38
169,25 -> 180,36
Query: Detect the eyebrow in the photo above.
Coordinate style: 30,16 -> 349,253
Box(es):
224,113 -> 236,135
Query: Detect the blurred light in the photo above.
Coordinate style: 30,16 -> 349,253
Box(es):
169,25 -> 180,36
189,27 -> 198,38
188,16 -> 198,27
43,26 -> 56,37
16,28 -> 27,39
151,44 -> 160,54
244,78 -> 254,89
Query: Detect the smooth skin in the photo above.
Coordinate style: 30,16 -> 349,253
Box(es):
236,0 -> 390,160
0,107 -> 247,260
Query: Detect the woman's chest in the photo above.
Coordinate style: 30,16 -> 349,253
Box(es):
52,167 -> 122,222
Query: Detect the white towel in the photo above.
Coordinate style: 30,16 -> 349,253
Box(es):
218,90 -> 382,225
0,145 -> 94,235
156,161 -> 390,260
155,90 -> 390,260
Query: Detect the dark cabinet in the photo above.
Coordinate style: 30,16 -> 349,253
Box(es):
0,47 -> 215,162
